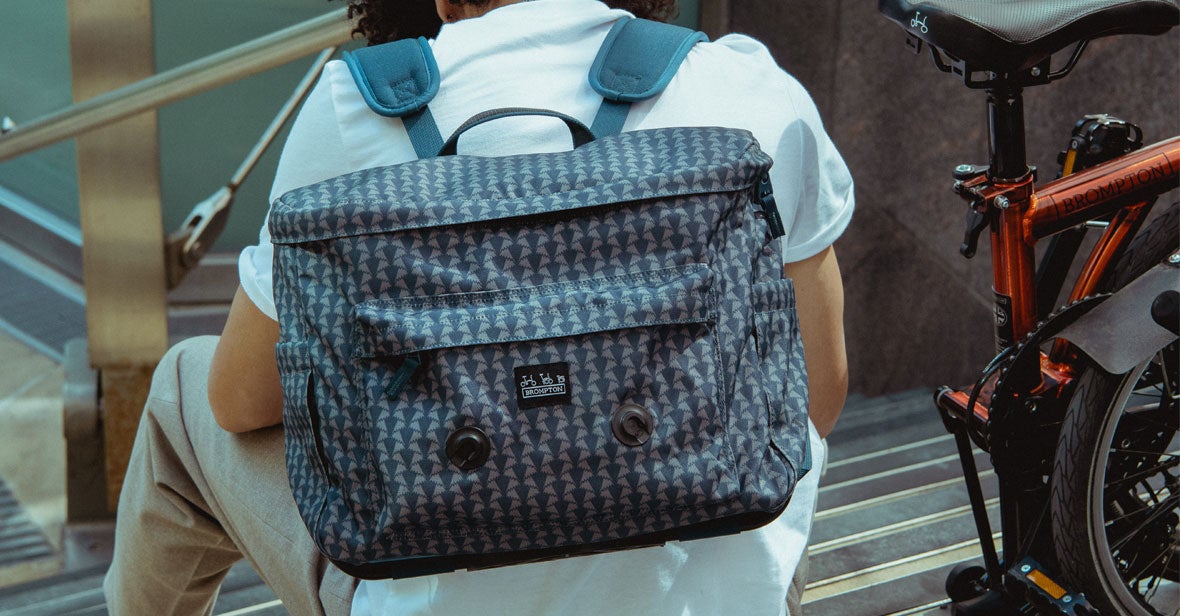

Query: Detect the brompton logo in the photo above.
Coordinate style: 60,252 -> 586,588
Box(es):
1050,157 -> 1172,215
514,362 -> 573,409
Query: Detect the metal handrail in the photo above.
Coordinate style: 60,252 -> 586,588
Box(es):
165,47 -> 337,289
0,7 -> 353,163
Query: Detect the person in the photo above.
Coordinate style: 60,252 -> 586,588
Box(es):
103,0 -> 853,614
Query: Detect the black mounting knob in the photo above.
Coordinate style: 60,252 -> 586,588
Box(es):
611,404 -> 654,447
1151,290 -> 1179,336
445,426 -> 491,471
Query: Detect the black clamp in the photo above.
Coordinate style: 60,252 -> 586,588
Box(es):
951,165 -> 1036,259
951,164 -> 992,259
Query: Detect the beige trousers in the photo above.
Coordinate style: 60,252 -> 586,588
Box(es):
102,335 -> 810,615
102,336 -> 356,616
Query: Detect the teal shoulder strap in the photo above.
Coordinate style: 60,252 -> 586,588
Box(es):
344,37 -> 445,159
588,18 -> 709,138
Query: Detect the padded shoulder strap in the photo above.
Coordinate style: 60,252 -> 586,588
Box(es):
589,17 -> 708,137
589,17 -> 708,102
343,37 -> 444,158
345,37 -> 439,117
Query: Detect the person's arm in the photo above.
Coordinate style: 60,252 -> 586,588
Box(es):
206,64 -> 358,434
784,245 -> 847,438
208,286 -> 284,432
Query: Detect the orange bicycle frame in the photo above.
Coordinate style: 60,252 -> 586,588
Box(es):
940,136 -> 1179,422
994,136 -> 1179,371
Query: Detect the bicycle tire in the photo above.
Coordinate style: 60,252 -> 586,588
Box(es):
1051,202 -> 1179,616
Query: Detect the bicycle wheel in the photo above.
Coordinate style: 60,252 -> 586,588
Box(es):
1052,203 -> 1179,616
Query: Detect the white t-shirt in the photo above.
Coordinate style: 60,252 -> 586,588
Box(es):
239,1 -> 854,613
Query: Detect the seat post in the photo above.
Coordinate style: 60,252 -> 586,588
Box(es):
985,83 -> 1041,389
986,85 -> 1029,181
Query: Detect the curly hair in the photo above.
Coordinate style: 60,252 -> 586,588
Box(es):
332,1 -> 679,44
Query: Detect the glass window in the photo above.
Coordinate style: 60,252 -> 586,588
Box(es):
1,1 -> 702,254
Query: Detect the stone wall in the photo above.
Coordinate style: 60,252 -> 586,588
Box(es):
718,2 -> 1179,395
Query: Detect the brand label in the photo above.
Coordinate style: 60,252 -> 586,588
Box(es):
910,11 -> 929,33
994,292 -> 1015,352
1050,158 -> 1172,216
514,362 -> 572,409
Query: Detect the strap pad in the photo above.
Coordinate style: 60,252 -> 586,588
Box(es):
588,18 -> 707,137
341,20 -> 708,152
589,18 -> 708,103
344,37 -> 445,158
344,37 -> 439,117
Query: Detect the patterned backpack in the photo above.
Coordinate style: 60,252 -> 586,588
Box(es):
269,17 -> 811,579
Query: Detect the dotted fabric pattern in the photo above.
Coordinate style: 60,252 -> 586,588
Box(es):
898,0 -> 1176,42
270,126 -> 810,573
882,0 -> 1178,71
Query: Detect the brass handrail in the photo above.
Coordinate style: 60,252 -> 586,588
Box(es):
0,7 -> 353,162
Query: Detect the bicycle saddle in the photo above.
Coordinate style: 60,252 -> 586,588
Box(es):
879,0 -> 1179,73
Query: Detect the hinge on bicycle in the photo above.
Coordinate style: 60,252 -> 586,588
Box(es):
952,166 -> 1037,259
936,385 -> 994,451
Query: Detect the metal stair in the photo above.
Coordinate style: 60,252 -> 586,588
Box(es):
804,389 -> 997,615
0,475 -> 59,595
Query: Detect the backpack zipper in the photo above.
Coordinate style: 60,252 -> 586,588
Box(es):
753,173 -> 785,239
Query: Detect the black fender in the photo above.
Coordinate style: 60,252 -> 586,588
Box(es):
1059,261 -> 1180,374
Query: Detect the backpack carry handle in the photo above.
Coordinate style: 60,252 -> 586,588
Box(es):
438,107 -> 596,157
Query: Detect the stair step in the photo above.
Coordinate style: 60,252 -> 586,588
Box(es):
0,475 -> 60,592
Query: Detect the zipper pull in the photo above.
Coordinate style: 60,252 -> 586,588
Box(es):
754,173 -> 785,239
385,353 -> 422,399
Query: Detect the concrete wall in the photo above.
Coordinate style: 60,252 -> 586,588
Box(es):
720,2 -> 1180,395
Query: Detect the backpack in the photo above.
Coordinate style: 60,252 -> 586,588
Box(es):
269,17 -> 811,580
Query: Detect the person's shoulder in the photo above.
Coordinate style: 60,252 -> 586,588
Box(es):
670,32 -> 817,128
684,33 -> 810,101
702,32 -> 776,61
322,58 -> 357,99
692,34 -> 777,73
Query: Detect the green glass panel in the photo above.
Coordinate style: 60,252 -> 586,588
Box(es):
0,4 -> 79,223
154,1 -> 359,250
1,1 -> 700,254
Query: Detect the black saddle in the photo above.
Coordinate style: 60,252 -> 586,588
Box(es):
879,0 -> 1178,74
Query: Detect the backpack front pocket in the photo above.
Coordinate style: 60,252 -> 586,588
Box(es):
348,263 -> 740,554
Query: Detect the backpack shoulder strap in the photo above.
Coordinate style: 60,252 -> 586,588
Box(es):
343,37 -> 445,158
588,17 -> 709,138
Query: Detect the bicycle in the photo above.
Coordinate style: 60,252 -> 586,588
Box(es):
878,1 -> 1179,615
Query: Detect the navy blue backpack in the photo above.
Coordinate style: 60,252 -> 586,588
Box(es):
269,17 -> 811,579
